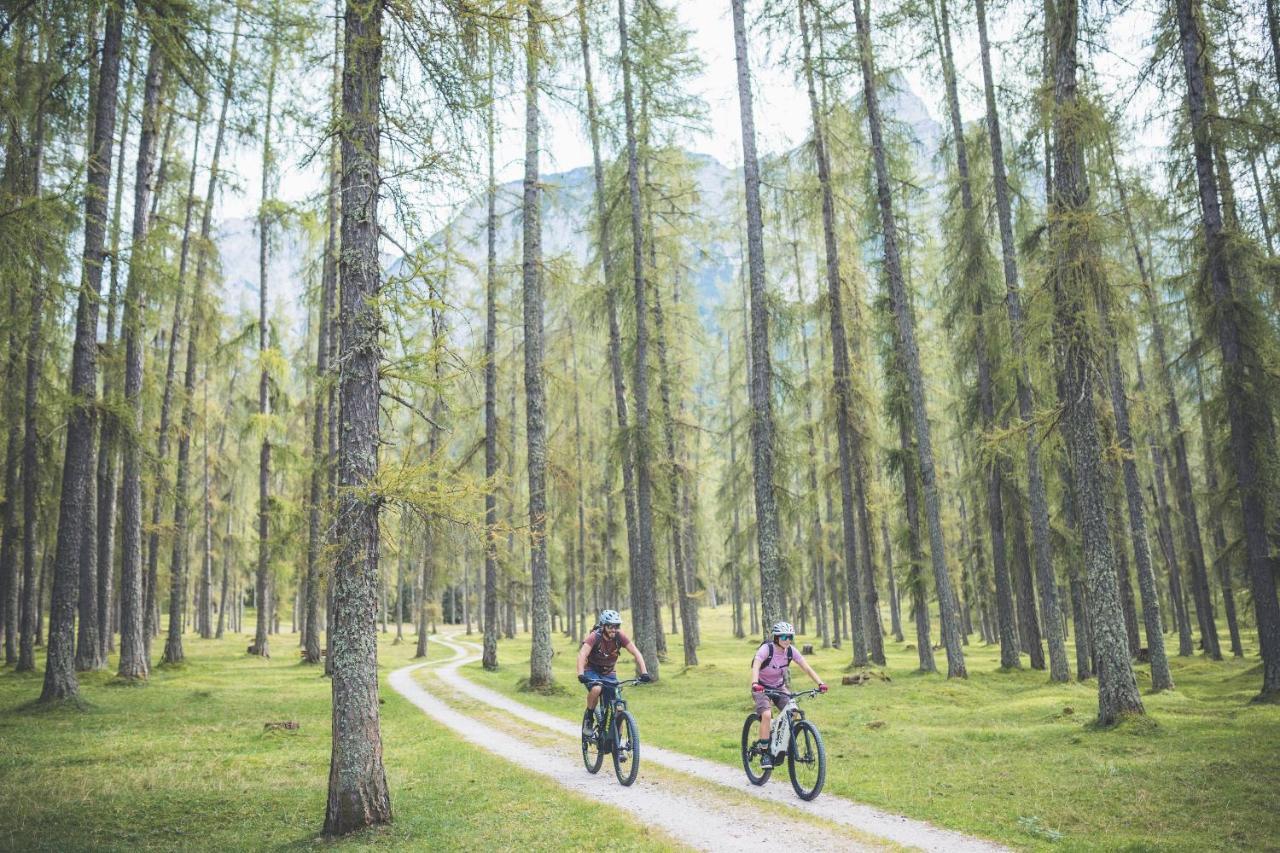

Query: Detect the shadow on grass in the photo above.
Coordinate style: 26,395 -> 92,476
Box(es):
15,695 -> 92,714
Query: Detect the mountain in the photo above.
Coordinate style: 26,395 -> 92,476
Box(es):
212,78 -> 944,341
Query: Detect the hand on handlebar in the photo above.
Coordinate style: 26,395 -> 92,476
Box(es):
752,682 -> 764,693
818,683 -> 828,693
638,672 -> 653,683
577,673 -> 591,685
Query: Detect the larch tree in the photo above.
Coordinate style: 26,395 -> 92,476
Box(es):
850,0 -> 965,677
1045,0 -> 1143,723
324,0 -> 392,835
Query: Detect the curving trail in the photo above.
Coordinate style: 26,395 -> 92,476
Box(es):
389,635 -> 1008,853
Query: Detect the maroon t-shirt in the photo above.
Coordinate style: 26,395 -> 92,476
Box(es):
585,629 -> 630,676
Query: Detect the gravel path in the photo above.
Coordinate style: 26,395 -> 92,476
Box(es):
390,635 -> 1008,853
389,639 -> 875,852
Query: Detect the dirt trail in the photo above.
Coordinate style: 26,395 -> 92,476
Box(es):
390,639 -> 875,852
390,636 -> 1008,853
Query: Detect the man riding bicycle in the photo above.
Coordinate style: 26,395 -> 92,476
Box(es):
578,609 -> 651,739
751,621 -> 826,768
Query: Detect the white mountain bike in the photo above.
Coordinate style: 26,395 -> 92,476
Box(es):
741,686 -> 827,800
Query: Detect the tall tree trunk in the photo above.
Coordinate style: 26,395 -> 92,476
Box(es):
116,34 -> 166,684
1106,324 -> 1177,684
569,318 -> 590,646
1007,486 -> 1045,667
797,0 -> 868,664
324,0 -> 392,834
253,39 -> 280,660
651,267 -> 697,665
731,0 -> 784,631
897,401 -> 935,673
162,56 -> 214,665
576,0 -> 639,655
973,0 -> 1069,681
37,0 -> 123,699
1191,353 -> 1242,657
96,33 -> 141,663
1048,0 -> 1143,723
852,0 -> 964,677
481,28 -> 500,672
304,0 -> 335,665
522,0 -> 553,689
617,0 -> 659,674
793,243 -> 828,649
1,285 -> 19,667
1175,0 -> 1280,697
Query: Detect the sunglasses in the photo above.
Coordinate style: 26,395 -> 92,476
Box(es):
776,634 -> 794,641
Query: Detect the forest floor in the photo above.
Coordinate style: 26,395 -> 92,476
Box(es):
0,625 -> 672,851
460,607 -> 1280,852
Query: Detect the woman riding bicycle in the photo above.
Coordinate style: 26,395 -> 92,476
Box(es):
751,621 -> 826,769
578,609 -> 651,739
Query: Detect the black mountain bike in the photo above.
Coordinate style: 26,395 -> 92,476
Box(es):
741,686 -> 827,800
581,678 -> 646,786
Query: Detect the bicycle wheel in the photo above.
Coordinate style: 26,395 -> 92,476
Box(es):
581,709 -> 604,774
612,709 -> 640,786
787,720 -> 826,800
741,713 -> 772,785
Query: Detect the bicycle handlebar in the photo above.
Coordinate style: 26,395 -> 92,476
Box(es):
761,687 -> 824,700
586,677 -> 649,688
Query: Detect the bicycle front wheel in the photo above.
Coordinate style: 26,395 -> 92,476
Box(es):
612,709 -> 640,786
787,720 -> 826,800
741,713 -> 772,785
581,709 -> 604,774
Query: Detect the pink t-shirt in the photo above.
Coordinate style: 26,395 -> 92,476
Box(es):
754,643 -> 805,689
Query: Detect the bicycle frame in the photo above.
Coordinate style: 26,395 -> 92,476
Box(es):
762,687 -> 820,756
589,678 -> 644,746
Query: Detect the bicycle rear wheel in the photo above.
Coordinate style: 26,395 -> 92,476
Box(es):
581,709 -> 604,774
740,713 -> 772,785
612,709 -> 640,786
787,720 -> 826,800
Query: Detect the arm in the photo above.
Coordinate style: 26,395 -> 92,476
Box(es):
750,655 -> 763,689
623,639 -> 648,676
577,641 -> 592,677
797,658 -> 825,688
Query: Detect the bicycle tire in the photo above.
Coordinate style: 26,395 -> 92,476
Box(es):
581,709 -> 604,774
787,719 -> 826,800
741,713 -> 772,785
612,709 -> 640,786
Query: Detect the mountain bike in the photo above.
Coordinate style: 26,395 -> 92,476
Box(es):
741,686 -> 827,800
581,677 -> 647,786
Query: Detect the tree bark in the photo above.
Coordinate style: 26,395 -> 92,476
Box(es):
324,0 -> 392,834
852,0 -> 964,677
617,0 -> 659,673
1048,0 -> 1143,723
252,37 -> 281,660
522,0 -> 553,689
481,27 -> 499,672
731,0 -> 784,632
797,0 -> 869,664
973,0 -> 1069,681
1175,0 -> 1280,697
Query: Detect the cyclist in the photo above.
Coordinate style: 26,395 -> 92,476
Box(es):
577,609 -> 651,739
750,620 -> 826,768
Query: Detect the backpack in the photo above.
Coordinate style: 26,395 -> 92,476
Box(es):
752,641 -> 793,674
587,624 -> 613,660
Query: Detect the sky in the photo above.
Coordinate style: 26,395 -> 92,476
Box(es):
213,0 -> 1168,242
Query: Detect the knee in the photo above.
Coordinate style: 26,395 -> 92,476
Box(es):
761,709 -> 772,724
589,685 -> 602,700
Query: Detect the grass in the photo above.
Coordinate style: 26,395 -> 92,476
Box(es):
463,607 -> 1280,852
0,623 -> 677,852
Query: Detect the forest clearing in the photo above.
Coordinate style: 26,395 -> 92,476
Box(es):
3,0 -> 1280,847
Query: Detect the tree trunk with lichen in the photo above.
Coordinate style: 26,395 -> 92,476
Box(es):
324,0 -> 392,835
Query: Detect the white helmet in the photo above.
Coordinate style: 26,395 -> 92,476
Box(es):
599,609 -> 622,626
771,621 -> 795,637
